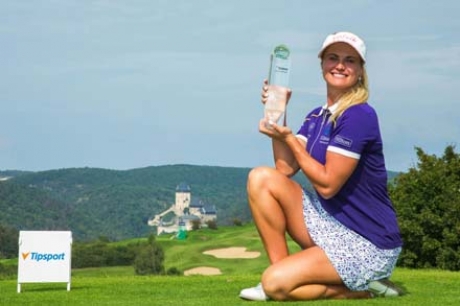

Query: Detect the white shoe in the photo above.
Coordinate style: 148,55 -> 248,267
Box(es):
369,279 -> 403,297
239,283 -> 269,301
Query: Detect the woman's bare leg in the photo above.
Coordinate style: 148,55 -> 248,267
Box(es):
247,166 -> 314,263
262,247 -> 370,301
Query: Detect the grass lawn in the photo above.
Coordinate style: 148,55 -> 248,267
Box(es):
1,225 -> 459,305
1,268 -> 459,305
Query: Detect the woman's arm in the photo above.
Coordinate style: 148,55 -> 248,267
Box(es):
261,112 -> 358,195
272,132 -> 302,177
284,133 -> 358,199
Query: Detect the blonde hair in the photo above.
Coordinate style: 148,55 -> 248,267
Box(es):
330,66 -> 369,124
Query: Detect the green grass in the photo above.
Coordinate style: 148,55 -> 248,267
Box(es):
1,224 -> 459,305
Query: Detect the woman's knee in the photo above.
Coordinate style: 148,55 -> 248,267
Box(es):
247,166 -> 286,194
247,166 -> 274,184
261,266 -> 291,301
247,166 -> 275,193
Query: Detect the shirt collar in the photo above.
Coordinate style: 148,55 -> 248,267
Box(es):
319,102 -> 339,116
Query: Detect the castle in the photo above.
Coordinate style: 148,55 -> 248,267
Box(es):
147,182 -> 217,236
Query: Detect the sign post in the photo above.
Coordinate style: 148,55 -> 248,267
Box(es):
17,231 -> 72,293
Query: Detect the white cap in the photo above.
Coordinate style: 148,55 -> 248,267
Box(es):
318,31 -> 366,62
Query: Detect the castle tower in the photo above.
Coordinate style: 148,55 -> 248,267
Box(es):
175,182 -> 191,214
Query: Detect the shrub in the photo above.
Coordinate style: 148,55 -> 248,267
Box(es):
133,236 -> 165,275
191,219 -> 201,230
390,145 -> 460,270
206,220 -> 218,230
72,240 -> 136,268
166,267 -> 182,275
0,262 -> 17,280
232,218 -> 243,226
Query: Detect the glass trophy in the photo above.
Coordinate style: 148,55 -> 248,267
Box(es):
264,44 -> 291,126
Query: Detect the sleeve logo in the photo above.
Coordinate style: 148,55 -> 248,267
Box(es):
333,135 -> 353,148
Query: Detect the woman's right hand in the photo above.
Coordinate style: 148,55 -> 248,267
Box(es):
261,79 -> 292,106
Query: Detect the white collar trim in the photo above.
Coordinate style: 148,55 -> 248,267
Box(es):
320,102 -> 339,115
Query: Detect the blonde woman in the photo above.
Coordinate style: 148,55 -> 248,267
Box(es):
240,31 -> 403,301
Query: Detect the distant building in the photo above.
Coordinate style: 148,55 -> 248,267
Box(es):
147,182 -> 217,235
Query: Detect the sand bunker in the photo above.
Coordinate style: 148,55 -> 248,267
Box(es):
183,247 -> 261,275
184,266 -> 222,276
203,247 -> 261,259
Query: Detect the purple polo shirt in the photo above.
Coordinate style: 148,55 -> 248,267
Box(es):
296,103 -> 402,249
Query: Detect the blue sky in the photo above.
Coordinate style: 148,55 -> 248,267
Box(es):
1,1 -> 459,172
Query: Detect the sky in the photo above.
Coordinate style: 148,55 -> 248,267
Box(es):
1,0 -> 459,172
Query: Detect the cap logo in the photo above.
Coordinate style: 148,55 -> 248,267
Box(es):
319,31 -> 366,62
332,33 -> 358,44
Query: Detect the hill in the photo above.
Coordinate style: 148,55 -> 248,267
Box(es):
0,165 -> 399,241
0,165 -> 254,241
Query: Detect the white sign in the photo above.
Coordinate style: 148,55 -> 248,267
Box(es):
17,231 -> 72,293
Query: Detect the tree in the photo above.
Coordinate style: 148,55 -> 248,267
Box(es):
134,235 -> 165,275
389,145 -> 460,270
0,225 -> 18,259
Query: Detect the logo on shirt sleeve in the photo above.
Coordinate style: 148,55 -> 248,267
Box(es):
333,135 -> 353,148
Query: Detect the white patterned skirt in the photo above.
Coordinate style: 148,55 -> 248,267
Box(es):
301,189 -> 401,291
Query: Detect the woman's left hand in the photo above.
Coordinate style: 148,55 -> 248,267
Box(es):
259,118 -> 294,142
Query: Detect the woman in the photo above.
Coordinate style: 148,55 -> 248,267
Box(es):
239,31 -> 403,301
